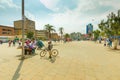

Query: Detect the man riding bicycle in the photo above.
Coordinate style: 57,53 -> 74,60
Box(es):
48,41 -> 53,59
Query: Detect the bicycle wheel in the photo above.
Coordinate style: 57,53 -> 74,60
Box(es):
40,50 -> 47,57
51,49 -> 59,57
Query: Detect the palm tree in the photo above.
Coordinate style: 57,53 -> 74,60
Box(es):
59,27 -> 64,40
44,24 -> 55,40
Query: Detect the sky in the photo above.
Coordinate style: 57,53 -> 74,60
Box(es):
0,0 -> 120,34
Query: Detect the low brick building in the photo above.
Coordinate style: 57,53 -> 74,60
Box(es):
0,25 -> 15,41
51,33 -> 60,40
0,25 -> 14,36
36,30 -> 48,40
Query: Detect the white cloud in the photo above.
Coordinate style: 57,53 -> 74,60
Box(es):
98,0 -> 120,13
76,0 -> 97,12
25,11 -> 48,30
39,0 -> 60,11
0,0 -> 19,9
25,0 -> 120,34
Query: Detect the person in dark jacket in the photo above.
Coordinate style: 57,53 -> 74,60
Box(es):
48,41 -> 53,59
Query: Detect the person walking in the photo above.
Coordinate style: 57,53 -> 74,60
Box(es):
104,38 -> 107,46
13,40 -> 16,46
109,38 -> 112,47
8,40 -> 12,47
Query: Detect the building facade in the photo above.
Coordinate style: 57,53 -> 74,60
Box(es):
36,30 -> 48,40
51,33 -> 60,40
0,25 -> 14,37
0,25 -> 15,41
36,30 -> 60,41
86,23 -> 93,34
70,32 -> 81,40
14,18 -> 35,38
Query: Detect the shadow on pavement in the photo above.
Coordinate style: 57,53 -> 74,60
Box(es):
16,53 -> 38,59
107,48 -> 120,53
49,57 -> 56,63
40,56 -> 56,63
11,60 -> 24,80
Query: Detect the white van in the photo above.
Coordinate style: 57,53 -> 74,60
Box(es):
0,36 -> 9,43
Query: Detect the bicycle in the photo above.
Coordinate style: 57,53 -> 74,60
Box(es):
40,47 -> 59,57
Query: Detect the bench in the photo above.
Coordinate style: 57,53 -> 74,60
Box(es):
24,48 -> 32,55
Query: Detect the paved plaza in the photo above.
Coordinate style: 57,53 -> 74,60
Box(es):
0,41 -> 120,80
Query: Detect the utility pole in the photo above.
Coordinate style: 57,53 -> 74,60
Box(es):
21,0 -> 25,59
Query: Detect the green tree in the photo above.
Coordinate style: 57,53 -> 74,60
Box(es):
64,33 -> 70,39
98,10 -> 120,49
70,32 -> 81,40
26,31 -> 34,39
44,24 -> 55,40
70,32 -> 76,40
110,13 -> 120,49
93,29 -> 100,41
98,20 -> 112,37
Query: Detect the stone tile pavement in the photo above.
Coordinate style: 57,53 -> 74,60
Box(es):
0,41 -> 120,80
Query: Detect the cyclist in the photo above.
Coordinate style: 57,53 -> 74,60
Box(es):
48,41 -> 53,59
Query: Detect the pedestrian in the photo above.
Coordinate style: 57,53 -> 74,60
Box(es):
13,40 -> 16,46
109,39 -> 112,47
104,38 -> 106,46
8,40 -> 12,47
0,40 -> 2,44
99,37 -> 102,43
107,38 -> 110,47
119,38 -> 120,45
18,40 -> 21,46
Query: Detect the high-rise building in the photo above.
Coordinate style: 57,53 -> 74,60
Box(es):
14,17 -> 35,38
86,23 -> 93,34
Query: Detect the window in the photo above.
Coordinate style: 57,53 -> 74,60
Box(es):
2,32 -> 7,34
2,29 -> 6,31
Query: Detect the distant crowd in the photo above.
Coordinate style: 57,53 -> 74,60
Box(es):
98,37 -> 120,47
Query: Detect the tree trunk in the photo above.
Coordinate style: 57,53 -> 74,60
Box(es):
113,39 -> 118,49
61,34 -> 62,40
47,30 -> 50,40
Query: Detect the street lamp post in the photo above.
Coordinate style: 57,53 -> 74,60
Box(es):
21,0 -> 25,59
